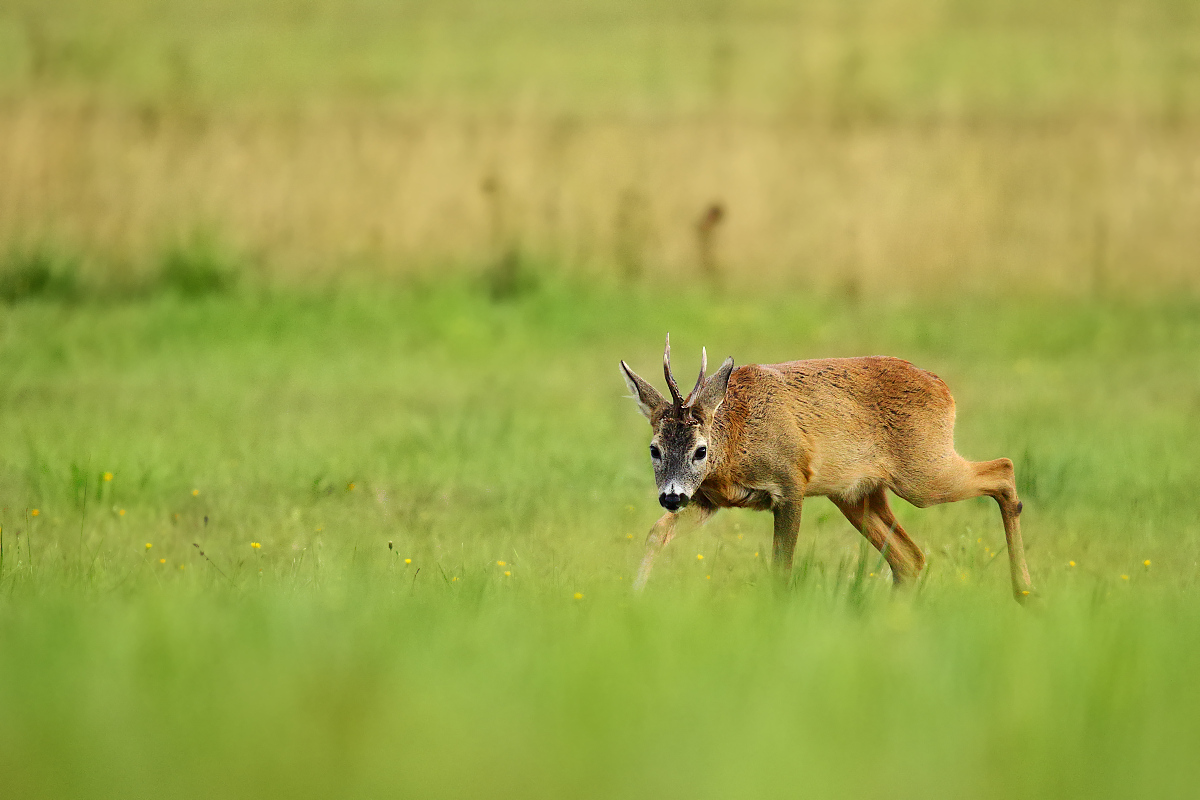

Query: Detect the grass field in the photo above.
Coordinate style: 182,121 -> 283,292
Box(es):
3,0 -> 1200,797
2,283 -> 1199,798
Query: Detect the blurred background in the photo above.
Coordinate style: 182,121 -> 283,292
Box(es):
2,0 -> 1199,300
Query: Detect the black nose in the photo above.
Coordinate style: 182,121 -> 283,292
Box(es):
659,492 -> 690,511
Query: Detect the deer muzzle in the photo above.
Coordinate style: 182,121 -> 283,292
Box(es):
659,491 -> 690,512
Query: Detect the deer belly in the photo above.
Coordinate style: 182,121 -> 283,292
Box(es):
804,465 -> 885,501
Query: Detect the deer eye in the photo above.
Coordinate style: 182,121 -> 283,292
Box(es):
649,444 -> 662,460
693,445 -> 707,461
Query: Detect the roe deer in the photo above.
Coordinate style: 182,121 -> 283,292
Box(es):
620,336 -> 1034,602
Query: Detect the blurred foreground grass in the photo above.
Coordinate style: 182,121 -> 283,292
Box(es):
2,282 -> 1199,798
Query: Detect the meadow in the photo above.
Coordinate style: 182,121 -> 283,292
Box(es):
3,284 -> 1199,798
2,1 -> 1200,798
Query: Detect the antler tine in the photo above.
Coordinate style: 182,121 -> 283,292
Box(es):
683,347 -> 707,407
663,333 -> 683,406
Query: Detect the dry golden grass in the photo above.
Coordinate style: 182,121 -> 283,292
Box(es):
4,98 -> 1198,295
3,0 -> 1200,295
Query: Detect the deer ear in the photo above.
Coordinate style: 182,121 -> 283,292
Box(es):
620,361 -> 668,421
692,357 -> 734,421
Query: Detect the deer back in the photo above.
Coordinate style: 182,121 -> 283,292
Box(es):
704,356 -> 958,503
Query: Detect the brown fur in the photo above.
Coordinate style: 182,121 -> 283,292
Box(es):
627,354 -> 1034,602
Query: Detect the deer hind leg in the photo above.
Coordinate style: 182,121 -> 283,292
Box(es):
833,488 -> 925,585
632,504 -> 715,591
868,489 -> 927,582
971,458 -> 1033,601
904,456 -> 1033,602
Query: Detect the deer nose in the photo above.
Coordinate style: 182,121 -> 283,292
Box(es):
659,492 -> 690,511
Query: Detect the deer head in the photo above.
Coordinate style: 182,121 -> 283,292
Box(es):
620,335 -> 735,511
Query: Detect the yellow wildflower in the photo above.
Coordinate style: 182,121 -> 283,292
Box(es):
574,592 -> 583,600
191,489 -> 199,496
696,554 -> 704,561
504,570 -> 511,577
145,543 -> 152,550
706,575 -> 711,580
404,558 -> 412,564
497,560 -> 506,566
347,482 -> 356,491
1069,561 -> 1076,567
1121,574 -> 1129,581
118,509 -> 125,517
103,472 -> 113,481
251,542 -> 261,549
158,558 -> 166,564
1144,560 -> 1151,568
30,509 -> 39,517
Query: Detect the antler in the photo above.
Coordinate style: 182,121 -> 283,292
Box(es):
663,333 -> 684,406
683,347 -> 707,407
664,335 -> 709,410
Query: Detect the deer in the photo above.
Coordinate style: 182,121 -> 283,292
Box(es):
620,336 -> 1034,602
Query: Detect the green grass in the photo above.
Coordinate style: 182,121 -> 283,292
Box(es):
2,281 -> 1199,798
4,2 -> 1199,794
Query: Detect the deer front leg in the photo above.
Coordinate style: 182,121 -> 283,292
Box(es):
772,498 -> 804,575
632,504 -> 713,590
